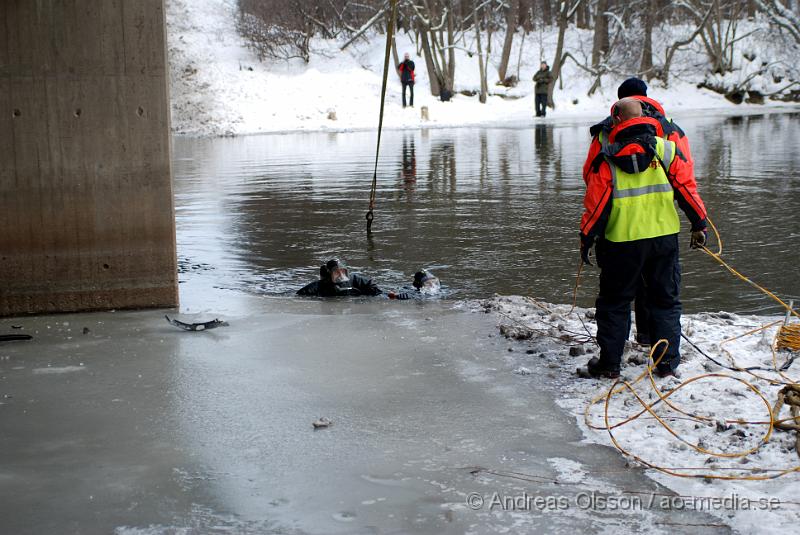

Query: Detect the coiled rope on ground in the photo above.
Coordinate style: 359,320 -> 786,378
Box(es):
573,217 -> 800,480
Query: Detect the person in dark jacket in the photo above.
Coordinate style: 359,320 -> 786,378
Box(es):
398,53 -> 415,108
297,259 -> 382,297
533,62 -> 552,117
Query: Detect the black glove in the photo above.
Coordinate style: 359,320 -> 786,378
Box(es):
580,233 -> 595,266
690,229 -> 707,249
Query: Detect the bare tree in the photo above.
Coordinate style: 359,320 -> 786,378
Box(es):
591,0 -> 609,70
576,0 -> 590,28
497,0 -> 520,82
239,0 -> 386,62
474,3 -> 489,102
548,0 -> 585,107
640,0 -> 656,78
684,0 -> 755,75
540,0 -> 553,25
412,0 -> 462,97
340,1 -> 392,50
659,2 -> 714,86
755,0 -> 800,44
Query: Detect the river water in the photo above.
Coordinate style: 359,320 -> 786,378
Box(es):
173,111 -> 800,314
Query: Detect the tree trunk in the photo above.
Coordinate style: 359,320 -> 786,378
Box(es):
516,31 -> 526,78
591,0 -> 609,69
485,4 -> 492,81
549,1 -> 577,107
391,22 -> 400,79
577,1 -> 589,29
417,20 -> 441,96
541,0 -> 552,26
497,0 -> 519,81
474,4 -> 488,103
640,0 -> 654,78
447,7 -> 456,91
519,0 -> 533,32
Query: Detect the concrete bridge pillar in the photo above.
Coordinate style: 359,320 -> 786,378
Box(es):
1,0 -> 178,315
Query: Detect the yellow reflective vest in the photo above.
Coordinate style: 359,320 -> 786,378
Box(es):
604,137 -> 680,242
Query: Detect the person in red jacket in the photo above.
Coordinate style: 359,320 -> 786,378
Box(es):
582,78 -> 694,346
579,98 -> 707,379
398,53 -> 415,108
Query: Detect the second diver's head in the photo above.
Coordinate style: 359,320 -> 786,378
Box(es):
413,269 -> 440,294
611,97 -> 643,126
320,259 -> 350,287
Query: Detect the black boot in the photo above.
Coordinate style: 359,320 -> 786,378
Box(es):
585,357 -> 620,379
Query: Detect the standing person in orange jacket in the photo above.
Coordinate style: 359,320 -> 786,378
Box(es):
579,98 -> 707,379
582,78 -> 695,346
398,53 -> 415,108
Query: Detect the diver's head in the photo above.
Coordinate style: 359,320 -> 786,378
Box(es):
413,269 -> 440,293
612,97 -> 643,126
320,259 -> 350,286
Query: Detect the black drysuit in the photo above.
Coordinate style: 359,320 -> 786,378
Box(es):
296,274 -> 381,297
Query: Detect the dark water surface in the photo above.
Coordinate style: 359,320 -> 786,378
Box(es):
173,111 -> 800,313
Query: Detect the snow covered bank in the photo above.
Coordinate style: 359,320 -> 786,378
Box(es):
165,0 -> 797,137
480,295 -> 800,533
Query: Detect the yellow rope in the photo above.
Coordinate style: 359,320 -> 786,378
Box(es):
579,216 -> 800,480
701,217 -> 798,321
365,0 -> 399,234
777,324 -> 800,352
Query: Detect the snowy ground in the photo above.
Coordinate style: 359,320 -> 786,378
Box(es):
165,0 -> 797,137
479,295 -> 800,533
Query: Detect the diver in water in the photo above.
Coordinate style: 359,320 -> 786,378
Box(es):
296,259 -> 382,297
388,269 -> 442,300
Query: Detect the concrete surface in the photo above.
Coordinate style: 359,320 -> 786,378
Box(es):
0,293 -> 730,534
0,0 -> 177,315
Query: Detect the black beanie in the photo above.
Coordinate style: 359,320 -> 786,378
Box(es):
617,77 -> 648,99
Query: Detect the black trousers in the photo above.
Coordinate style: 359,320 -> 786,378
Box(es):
402,81 -> 414,107
595,234 -> 682,372
634,283 -> 651,344
535,93 -> 547,116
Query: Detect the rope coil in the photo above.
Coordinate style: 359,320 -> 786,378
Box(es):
777,324 -> 800,353
574,216 -> 800,479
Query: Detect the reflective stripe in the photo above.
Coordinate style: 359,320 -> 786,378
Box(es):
604,137 -> 681,242
608,157 -> 617,188
662,139 -> 673,175
613,183 -> 673,199
606,139 -> 676,197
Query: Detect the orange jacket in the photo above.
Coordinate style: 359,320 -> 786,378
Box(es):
398,60 -> 415,83
580,117 -> 707,239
